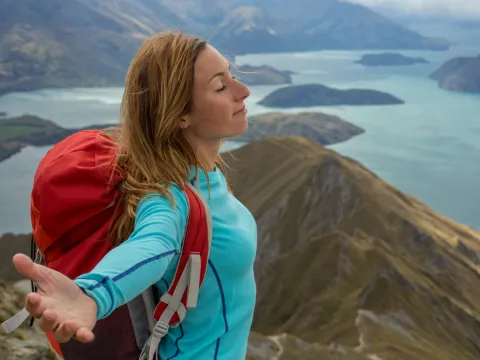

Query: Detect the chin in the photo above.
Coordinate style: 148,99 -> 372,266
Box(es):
219,114 -> 249,140
235,116 -> 249,135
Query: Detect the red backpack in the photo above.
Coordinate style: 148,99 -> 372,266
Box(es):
2,130 -> 212,360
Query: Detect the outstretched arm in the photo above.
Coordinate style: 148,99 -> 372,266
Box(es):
12,185 -> 188,343
75,187 -> 188,320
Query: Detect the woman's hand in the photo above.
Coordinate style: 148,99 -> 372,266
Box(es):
12,253 -> 98,343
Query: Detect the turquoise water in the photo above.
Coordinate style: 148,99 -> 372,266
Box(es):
0,25 -> 478,233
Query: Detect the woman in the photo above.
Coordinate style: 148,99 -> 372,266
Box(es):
12,31 -> 257,359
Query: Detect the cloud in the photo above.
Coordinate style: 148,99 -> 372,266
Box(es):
346,0 -> 480,17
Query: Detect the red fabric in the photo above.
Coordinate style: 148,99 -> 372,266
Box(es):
153,186 -> 210,323
30,130 -> 122,275
30,129 -> 210,358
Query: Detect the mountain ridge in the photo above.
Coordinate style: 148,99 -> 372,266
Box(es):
223,136 -> 480,360
1,135 -> 480,359
0,0 -> 449,96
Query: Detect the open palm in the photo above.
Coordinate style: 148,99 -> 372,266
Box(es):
12,253 -> 98,343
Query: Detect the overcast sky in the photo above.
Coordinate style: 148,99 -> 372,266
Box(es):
347,0 -> 480,17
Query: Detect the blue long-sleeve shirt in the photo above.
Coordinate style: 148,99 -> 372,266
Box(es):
74,166 -> 257,359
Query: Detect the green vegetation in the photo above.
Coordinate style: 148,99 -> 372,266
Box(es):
0,115 -> 63,162
0,125 -> 46,141
0,114 -> 59,140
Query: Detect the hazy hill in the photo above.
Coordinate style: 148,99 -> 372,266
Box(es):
430,55 -> 480,93
355,53 -> 429,67
258,84 -> 405,107
0,0 -> 449,96
234,112 -> 364,145
2,136 -> 480,359
217,0 -> 449,54
0,0 -> 187,96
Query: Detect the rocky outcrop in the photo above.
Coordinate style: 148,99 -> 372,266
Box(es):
235,112 -> 364,145
258,84 -> 405,108
430,55 -> 480,93
355,53 -> 429,66
247,332 -> 370,359
0,281 -> 55,360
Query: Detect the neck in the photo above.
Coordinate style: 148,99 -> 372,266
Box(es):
187,137 -> 222,172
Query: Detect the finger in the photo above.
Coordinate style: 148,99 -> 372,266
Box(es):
37,310 -> 59,333
54,322 -> 78,343
75,326 -> 95,343
25,293 -> 46,318
13,253 -> 53,284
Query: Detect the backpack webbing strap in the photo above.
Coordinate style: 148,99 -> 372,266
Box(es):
1,307 -> 30,333
140,253 -> 202,360
2,240 -> 45,333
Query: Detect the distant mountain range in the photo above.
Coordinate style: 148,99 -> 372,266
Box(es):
212,0 -> 449,55
0,0 -> 450,96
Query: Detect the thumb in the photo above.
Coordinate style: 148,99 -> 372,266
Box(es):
13,253 -> 53,284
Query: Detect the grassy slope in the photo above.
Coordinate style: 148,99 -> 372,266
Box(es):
223,136 -> 480,360
1,136 -> 480,359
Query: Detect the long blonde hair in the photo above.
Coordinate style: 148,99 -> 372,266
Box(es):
109,31 -> 229,246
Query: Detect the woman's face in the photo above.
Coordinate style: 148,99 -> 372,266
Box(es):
181,45 -> 251,141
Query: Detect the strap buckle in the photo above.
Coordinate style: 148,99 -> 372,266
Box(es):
152,320 -> 169,338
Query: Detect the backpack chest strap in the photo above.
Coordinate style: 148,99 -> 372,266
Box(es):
140,253 -> 202,360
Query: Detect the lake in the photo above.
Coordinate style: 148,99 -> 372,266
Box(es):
0,24 -> 478,234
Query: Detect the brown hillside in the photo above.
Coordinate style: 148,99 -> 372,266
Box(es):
1,136 -> 480,359
235,112 -> 364,146
223,136 -> 480,360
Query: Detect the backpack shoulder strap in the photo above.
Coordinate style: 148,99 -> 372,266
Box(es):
140,182 -> 212,360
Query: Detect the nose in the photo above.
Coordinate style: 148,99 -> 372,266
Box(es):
235,80 -> 250,101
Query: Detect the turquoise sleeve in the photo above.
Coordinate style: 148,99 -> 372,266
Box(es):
74,185 -> 188,320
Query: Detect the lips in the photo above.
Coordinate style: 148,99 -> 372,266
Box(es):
234,104 -> 246,115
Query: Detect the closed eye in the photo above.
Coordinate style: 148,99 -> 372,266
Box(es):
216,76 -> 237,92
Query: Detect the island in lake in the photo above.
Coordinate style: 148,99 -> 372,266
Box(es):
0,111 -> 365,164
235,112 -> 364,145
355,52 -> 429,66
0,114 -> 112,163
430,55 -> 480,93
258,84 -> 405,108
232,65 -> 293,86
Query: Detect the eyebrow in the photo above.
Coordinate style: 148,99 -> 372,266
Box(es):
207,64 -> 232,83
208,72 -> 225,83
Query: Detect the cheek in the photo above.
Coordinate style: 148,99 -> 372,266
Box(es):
198,96 -> 233,126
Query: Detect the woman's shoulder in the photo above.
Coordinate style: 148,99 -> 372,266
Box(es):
136,182 -> 190,224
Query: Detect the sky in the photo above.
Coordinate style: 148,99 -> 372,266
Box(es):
347,0 -> 480,18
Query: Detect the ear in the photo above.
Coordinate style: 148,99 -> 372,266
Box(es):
179,114 -> 190,129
